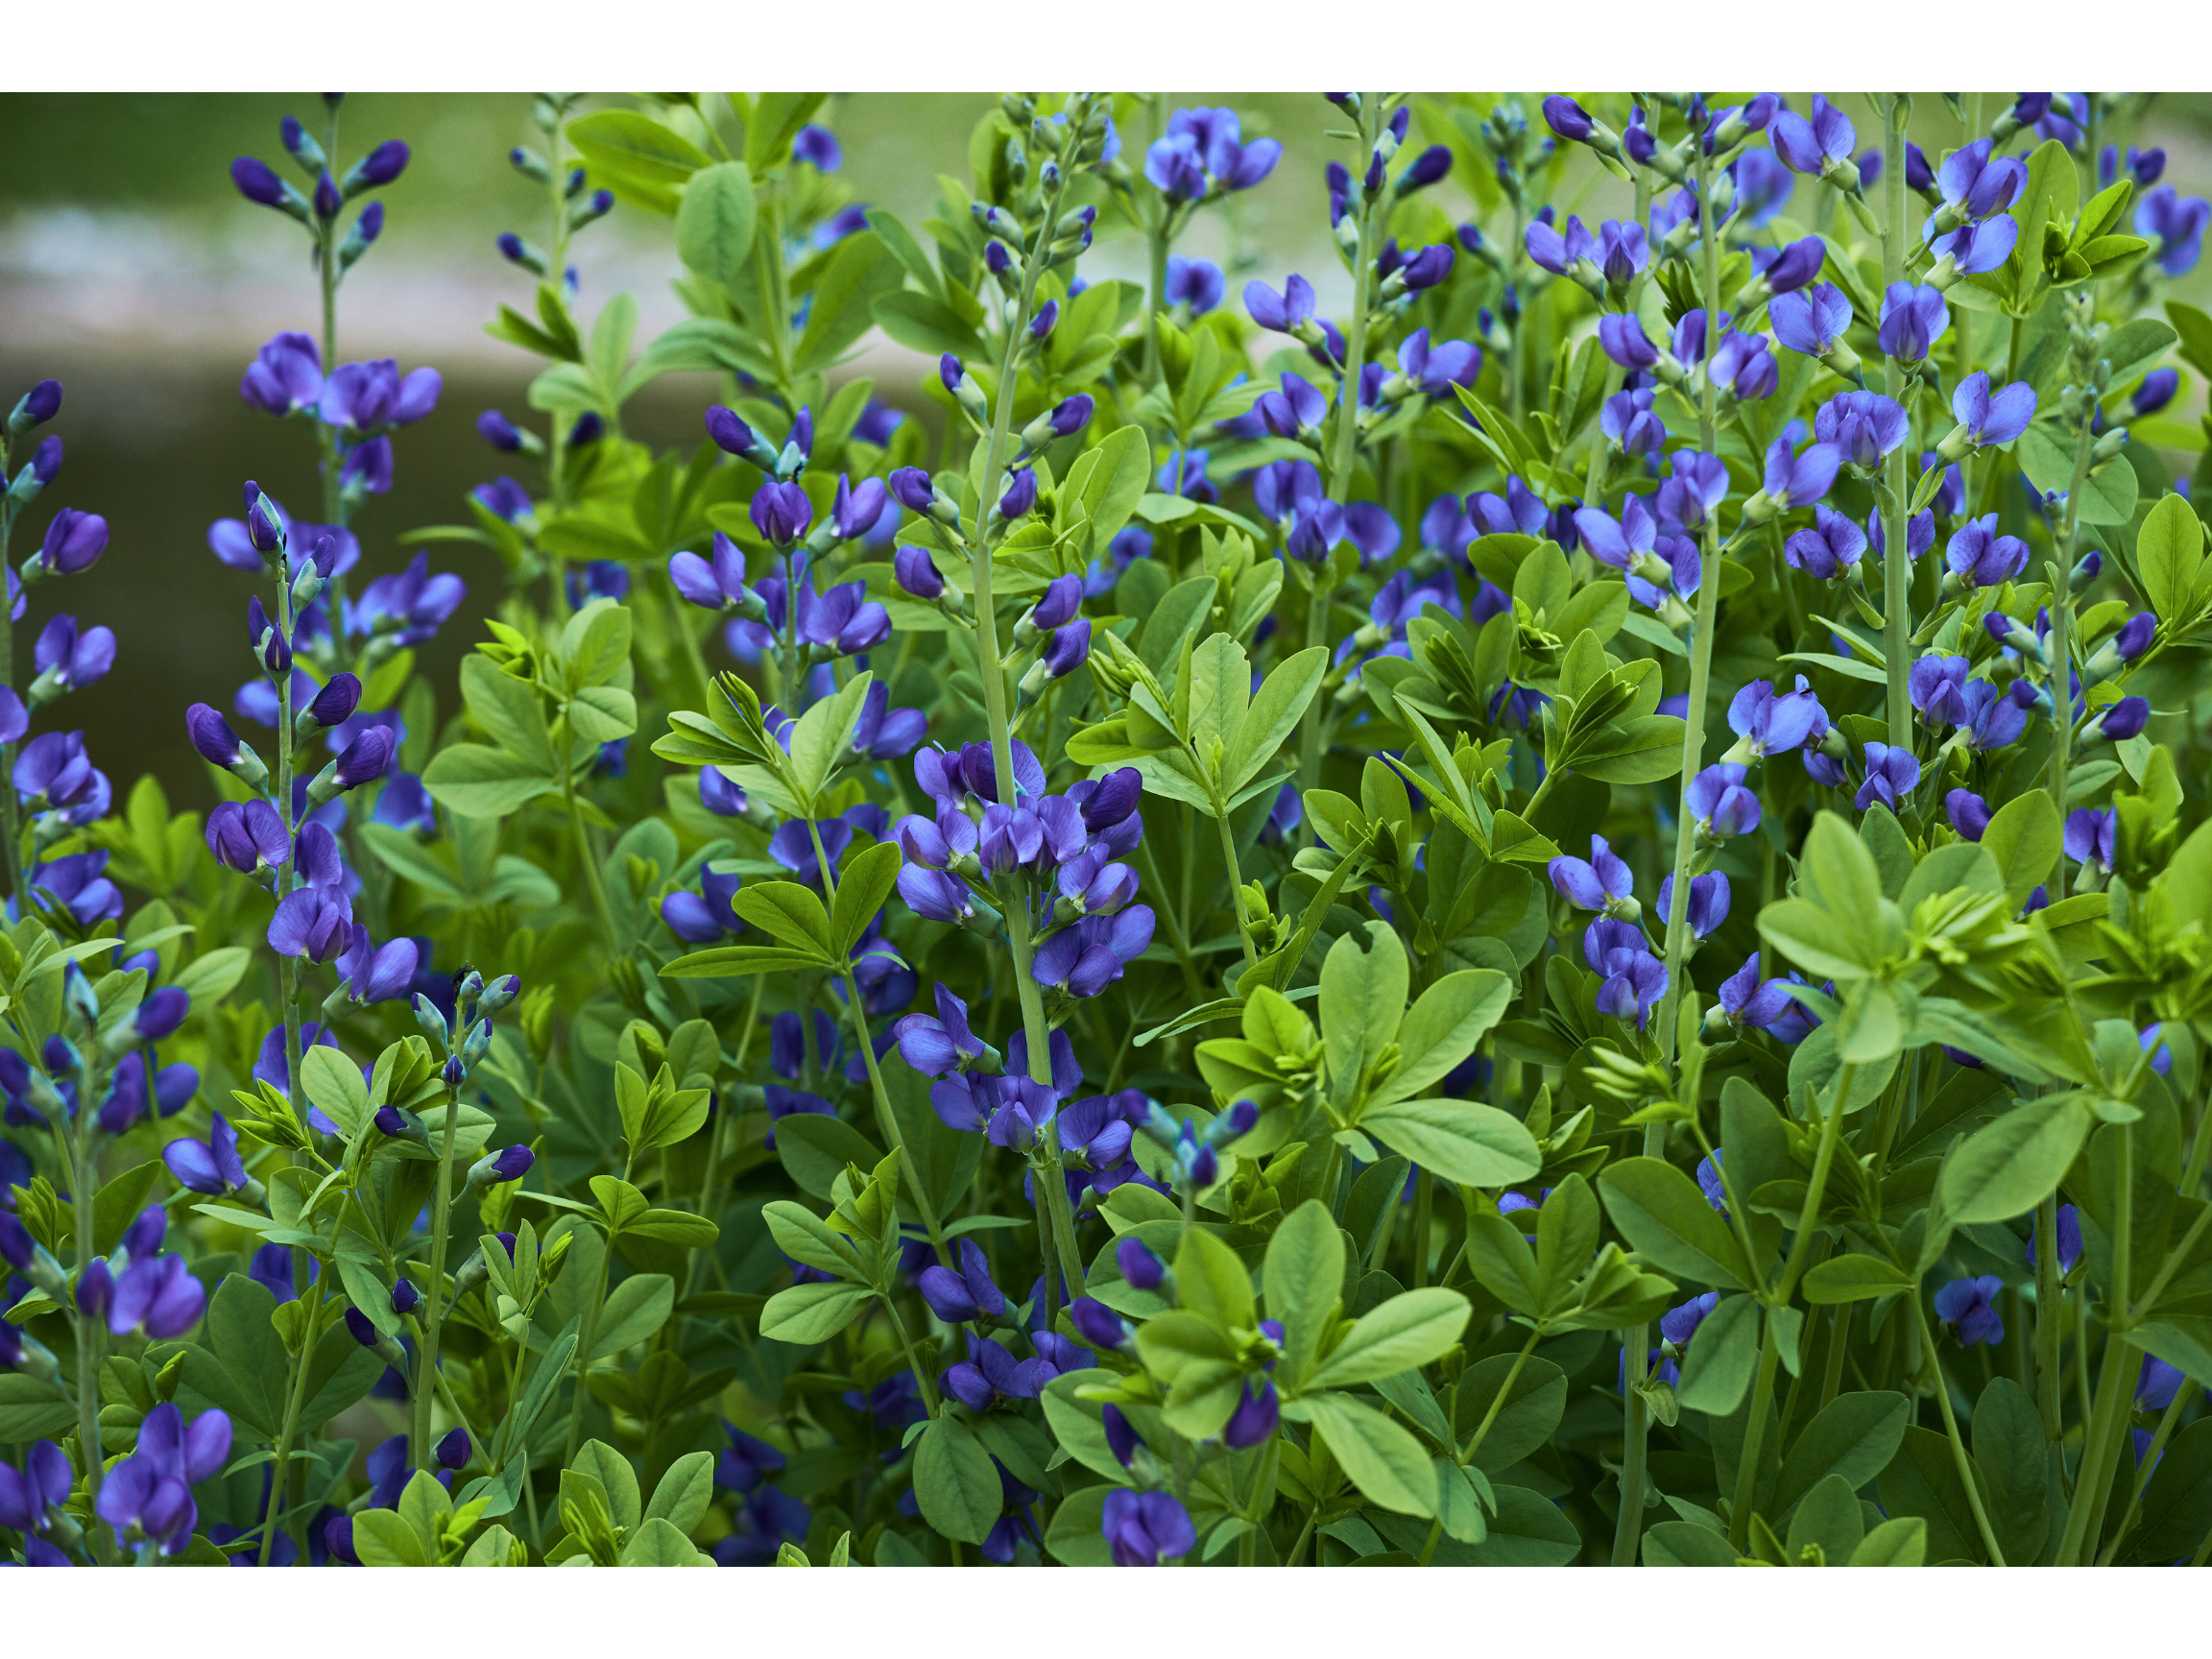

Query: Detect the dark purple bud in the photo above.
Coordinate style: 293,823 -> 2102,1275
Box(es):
476,410 -> 523,450
434,1428 -> 470,1470
134,987 -> 190,1043
244,484 -> 284,554
373,1106 -> 408,1138
2100,695 -> 2150,740
28,437 -> 61,483
1117,1238 -> 1166,1290
1070,1299 -> 1132,1351
37,508 -> 107,574
1049,394 -> 1094,438
353,140 -> 410,187
468,1144 -> 534,1186
1543,96 -> 1595,141
248,596 -> 290,672
390,1278 -> 421,1315
2114,612 -> 2156,661
334,727 -> 397,788
1101,1402 -> 1140,1466
1043,618 -> 1092,678
16,379 -> 62,427
1031,574 -> 1081,630
893,544 -> 944,599
705,404 -> 757,457
308,673 -> 363,728
568,411 -> 602,447
231,156 -> 287,206
997,468 -> 1038,520
888,467 -> 935,513
1400,244 -> 1454,291
313,171 -> 341,219
343,1307 -> 379,1346
185,702 -> 243,765
1399,146 -> 1452,191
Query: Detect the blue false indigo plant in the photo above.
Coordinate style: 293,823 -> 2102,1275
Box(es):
4,87 -> 2212,1572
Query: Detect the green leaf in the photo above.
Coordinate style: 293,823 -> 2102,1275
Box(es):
1674,1293 -> 1762,1415
2124,1417 -> 2212,1563
774,1115 -> 885,1205
1262,1198 -> 1343,1389
1302,1391 -> 1436,1517
660,945 -> 835,977
758,1280 -> 874,1345
1598,1157 -> 1750,1289
1222,647 -> 1327,795
1800,808 -> 1884,920
1771,1390 -> 1911,1522
1801,1255 -> 1916,1303
1172,1224 -> 1255,1331
589,1273 -> 675,1358
1308,1288 -> 1471,1388
1458,1482 -> 1582,1565
675,162 -> 757,289
301,1046 -> 371,1140
350,1506 -> 430,1567
567,109 -> 711,216
1453,1353 -> 1567,1473
1848,1515 -> 1928,1566
421,744 -> 558,818
1971,1376 -> 2050,1566
1938,1094 -> 2094,1223
572,1438 -> 642,1531
1372,970 -> 1513,1107
2136,488 -> 2206,624
912,1417 -> 999,1545
620,1516 -> 714,1566
170,947 -> 252,1005
179,1273 -> 289,1437
1320,921 -> 1407,1102
1979,790 -> 2063,912
1642,1520 -> 1742,1566
732,879 -> 835,956
830,841 -> 902,960
0,1374 -> 76,1441
1360,1098 -> 1541,1187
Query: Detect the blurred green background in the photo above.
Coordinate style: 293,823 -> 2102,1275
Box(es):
2,92 -> 2206,811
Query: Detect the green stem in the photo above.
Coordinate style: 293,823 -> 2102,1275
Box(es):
562,761 -> 618,949
411,1082 -> 464,1470
1212,805 -> 1259,970
1617,122 -> 1728,1572
1422,1325 -> 1541,1566
1297,93 -> 1383,802
2035,1194 -> 2064,1443
70,1111 -> 105,1515
880,1296 -> 943,1418
1910,1292 -> 2008,1564
1726,1322 -> 1784,1551
2098,1381 -> 2190,1565
1881,94 -> 1912,752
2056,1331 -> 2135,1564
559,1236 -> 611,1473
259,1207 -> 342,1564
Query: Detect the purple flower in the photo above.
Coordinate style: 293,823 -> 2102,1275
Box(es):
109,1254 -> 207,1338
750,481 -> 813,546
31,508 -> 108,578
1877,283 -> 1950,362
2132,369 -> 2179,418
661,866 -> 744,943
14,730 -> 95,809
919,1239 -> 1006,1324
1166,255 -> 1225,316
2025,1203 -> 2083,1274
1725,676 -> 1828,760
1867,506 -> 1937,563
1601,388 -> 1666,458
1101,1489 -> 1195,1566
1933,1275 -> 2005,1346
94,1402 -> 231,1555
1945,789 -> 1993,841
1707,330 -> 1778,401
2135,187 -> 2209,276
1854,742 -> 1921,812
1945,514 -> 2031,588
1598,313 -> 1662,372
200,801 -> 285,876
1657,871 -> 1730,939
1770,96 -> 1856,178
893,985 -> 992,1078
1956,680 -> 2028,751
1784,507 -> 1867,580
1908,655 -> 1971,727
1548,834 -> 1636,914
1936,139 -> 2027,221
1814,391 -> 1909,469
1661,1290 -> 1720,1349
1946,373 -> 2037,451
1244,274 -> 1316,335
1595,950 -> 1668,1030
1770,283 -> 1854,360
356,551 -> 465,646
0,1441 -> 72,1537
1686,762 -> 1761,837
318,359 -> 440,432
2065,806 -> 2116,870
240,331 -> 325,415
1031,909 -> 1154,998
1716,950 -> 1801,1033
159,1115 -> 249,1198
1223,1379 -> 1280,1450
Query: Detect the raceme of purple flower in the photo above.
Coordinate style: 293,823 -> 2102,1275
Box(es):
1945,514 -> 2032,589
95,1402 -> 232,1555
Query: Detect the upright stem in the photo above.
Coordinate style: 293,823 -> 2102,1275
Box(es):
1909,1294 -> 2008,1563
1297,94 -> 1382,802
1213,807 -> 1259,970
2034,1194 -> 2063,1443
410,1082 -> 463,1468
1616,119 -> 1727,1572
70,1109 -> 105,1513
1726,1322 -> 1784,1551
1881,94 -> 1912,752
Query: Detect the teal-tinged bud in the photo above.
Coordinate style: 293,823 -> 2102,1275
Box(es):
509,145 -> 552,184
412,993 -> 450,1047
478,974 -> 521,1017
455,970 -> 486,1024
461,1017 -> 493,1070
